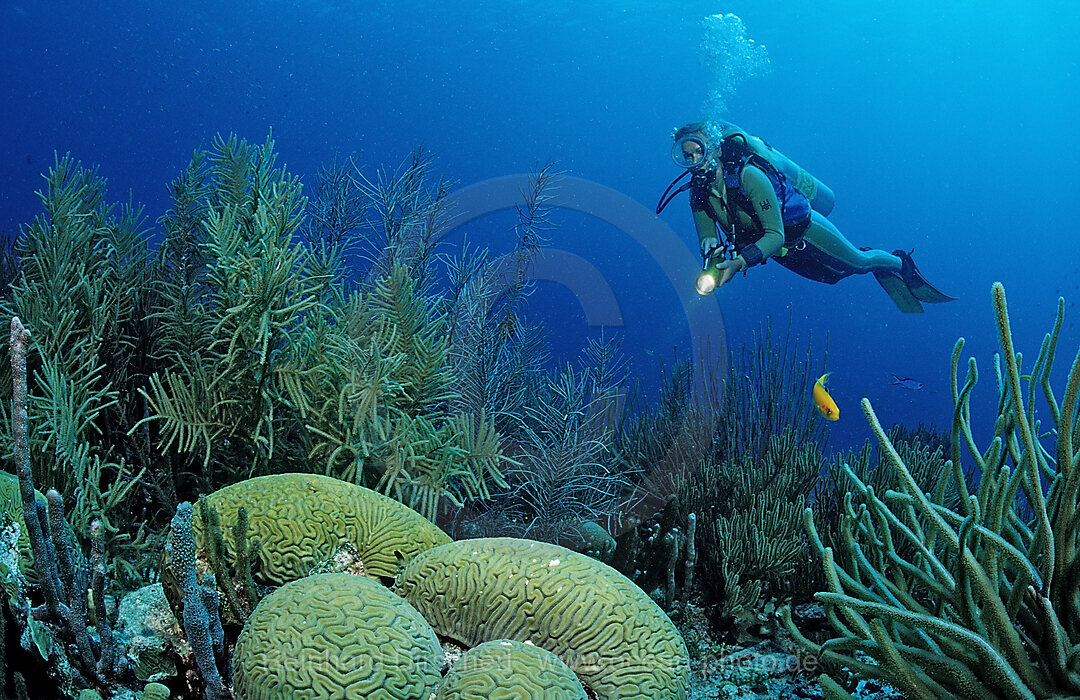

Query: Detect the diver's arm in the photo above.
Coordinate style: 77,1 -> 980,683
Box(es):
734,166 -> 785,268
691,199 -> 719,256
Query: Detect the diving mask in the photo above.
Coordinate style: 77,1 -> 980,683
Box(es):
671,134 -> 711,170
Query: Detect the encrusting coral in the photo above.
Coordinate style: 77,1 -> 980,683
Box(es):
784,282 -> 1080,699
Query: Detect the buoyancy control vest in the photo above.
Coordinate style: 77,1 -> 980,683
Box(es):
655,121 -> 833,231
706,133 -> 813,250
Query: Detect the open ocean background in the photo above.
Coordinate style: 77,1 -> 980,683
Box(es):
1,0 -> 1077,454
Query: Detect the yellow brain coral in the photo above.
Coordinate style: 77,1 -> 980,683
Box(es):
436,639 -> 587,700
192,473 -> 450,584
395,538 -> 691,700
233,573 -> 443,700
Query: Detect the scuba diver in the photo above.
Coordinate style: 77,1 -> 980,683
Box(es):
656,121 -> 955,312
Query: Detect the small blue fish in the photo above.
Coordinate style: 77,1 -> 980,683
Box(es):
891,374 -> 923,391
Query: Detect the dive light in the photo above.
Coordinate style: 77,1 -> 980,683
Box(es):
695,245 -> 722,296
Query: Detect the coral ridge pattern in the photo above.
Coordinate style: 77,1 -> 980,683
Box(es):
395,537 -> 691,700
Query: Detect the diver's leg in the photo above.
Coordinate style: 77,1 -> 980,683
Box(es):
801,211 -> 901,273
800,212 -> 922,312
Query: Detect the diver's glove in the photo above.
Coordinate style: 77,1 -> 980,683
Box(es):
699,237 -> 720,260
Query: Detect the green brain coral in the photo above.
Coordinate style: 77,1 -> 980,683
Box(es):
233,573 -> 443,699
436,639 -> 587,700
192,473 -> 451,584
395,537 -> 691,700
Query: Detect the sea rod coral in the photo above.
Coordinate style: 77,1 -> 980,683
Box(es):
784,282 -> 1080,699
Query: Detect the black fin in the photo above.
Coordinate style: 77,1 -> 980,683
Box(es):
893,249 -> 957,303
873,269 -> 925,313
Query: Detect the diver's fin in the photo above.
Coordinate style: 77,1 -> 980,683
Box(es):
894,249 -> 957,303
873,269 -> 924,313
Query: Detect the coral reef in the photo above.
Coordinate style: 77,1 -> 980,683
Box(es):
467,336 -> 631,547
232,572 -> 443,699
141,135 -> 512,519
612,320 -> 829,639
8,316 -> 122,694
0,138 -> 584,698
164,502 -> 225,700
3,132 -> 1012,700
784,283 -> 1080,699
0,155 -> 155,578
187,473 -> 451,585
114,583 -> 186,685
0,470 -> 46,578
434,639 -> 587,700
394,537 -> 691,700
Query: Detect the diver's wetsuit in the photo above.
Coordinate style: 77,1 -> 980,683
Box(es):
690,162 -> 902,284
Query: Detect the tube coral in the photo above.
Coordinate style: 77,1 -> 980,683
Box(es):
785,283 -> 1080,699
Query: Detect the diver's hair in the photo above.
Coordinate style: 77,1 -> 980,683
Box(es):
672,120 -> 725,143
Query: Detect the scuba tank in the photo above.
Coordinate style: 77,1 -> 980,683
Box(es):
656,120 -> 837,297
656,120 -> 835,218
715,120 -> 835,216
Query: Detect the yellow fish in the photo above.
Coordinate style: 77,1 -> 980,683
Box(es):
813,373 -> 839,421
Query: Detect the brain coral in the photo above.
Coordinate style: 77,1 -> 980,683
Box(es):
436,639 -> 587,700
233,573 -> 442,700
395,538 -> 690,700
192,473 -> 450,584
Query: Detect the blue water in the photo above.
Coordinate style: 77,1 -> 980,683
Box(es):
2,0 -> 1077,453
